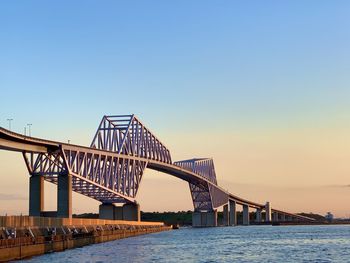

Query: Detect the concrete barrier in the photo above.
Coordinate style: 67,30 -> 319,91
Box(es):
0,216 -> 164,228
0,224 -> 171,261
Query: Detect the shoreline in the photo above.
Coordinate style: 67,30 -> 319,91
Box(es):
0,222 -> 171,262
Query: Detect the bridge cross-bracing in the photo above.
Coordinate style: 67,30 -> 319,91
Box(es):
174,158 -> 228,211
0,114 -> 315,226
91,115 -> 172,163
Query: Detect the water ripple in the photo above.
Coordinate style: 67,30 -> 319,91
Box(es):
21,225 -> 350,263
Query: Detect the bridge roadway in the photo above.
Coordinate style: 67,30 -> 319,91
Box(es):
0,127 -> 313,225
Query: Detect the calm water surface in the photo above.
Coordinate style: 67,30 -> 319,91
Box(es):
22,225 -> 350,263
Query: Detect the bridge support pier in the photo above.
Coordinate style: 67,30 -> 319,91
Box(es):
242,205 -> 249,226
29,175 -> 44,217
272,212 -> 278,222
99,203 -> 115,220
122,203 -> 140,221
223,204 -> 229,226
255,208 -> 262,223
192,210 -> 217,227
113,206 -> 123,220
229,200 -> 237,226
57,174 -> 72,218
281,214 -> 286,221
192,212 -> 201,227
99,203 -> 140,221
265,202 -> 271,222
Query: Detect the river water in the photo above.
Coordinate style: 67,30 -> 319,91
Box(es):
22,225 -> 350,263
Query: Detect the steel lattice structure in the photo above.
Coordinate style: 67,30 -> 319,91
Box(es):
61,145 -> 148,203
1,115 -> 228,209
0,117 -> 316,222
23,152 -> 67,176
20,115 -> 175,205
174,158 -> 228,211
91,115 -> 172,163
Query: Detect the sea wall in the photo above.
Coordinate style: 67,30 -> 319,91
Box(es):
0,221 -> 171,262
0,215 -> 162,228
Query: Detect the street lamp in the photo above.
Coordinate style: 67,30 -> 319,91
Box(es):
6,119 -> 13,131
27,124 -> 32,136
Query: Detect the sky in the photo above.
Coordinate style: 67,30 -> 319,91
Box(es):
0,1 -> 350,217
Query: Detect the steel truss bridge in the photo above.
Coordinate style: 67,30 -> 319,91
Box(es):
0,115 -> 313,226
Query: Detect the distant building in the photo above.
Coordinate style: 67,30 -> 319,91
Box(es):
325,212 -> 334,222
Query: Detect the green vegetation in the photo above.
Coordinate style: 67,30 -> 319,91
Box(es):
73,213 -> 99,219
142,211 -> 246,225
141,211 -> 193,225
73,211 -> 328,225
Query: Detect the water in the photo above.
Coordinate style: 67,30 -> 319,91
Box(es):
22,225 -> 350,263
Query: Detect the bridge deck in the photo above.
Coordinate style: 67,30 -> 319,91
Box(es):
0,127 -> 313,221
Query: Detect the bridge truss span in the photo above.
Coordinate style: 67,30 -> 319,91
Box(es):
61,144 -> 148,203
0,115 -> 315,224
174,158 -> 229,211
91,115 -> 172,164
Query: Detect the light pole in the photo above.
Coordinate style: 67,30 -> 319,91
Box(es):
27,124 -> 32,136
6,118 -> 13,131
24,127 -> 26,136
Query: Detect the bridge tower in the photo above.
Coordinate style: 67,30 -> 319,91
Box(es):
174,158 -> 229,227
91,115 -> 172,221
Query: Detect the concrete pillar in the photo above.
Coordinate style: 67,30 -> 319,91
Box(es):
114,206 -> 123,220
99,203 -> 140,221
205,210 -> 217,227
223,204 -> 229,226
99,203 -> 115,220
272,212 -> 278,222
255,208 -> 262,223
57,174 -> 72,218
229,200 -> 237,226
281,214 -> 286,221
201,212 -> 208,226
192,212 -> 202,227
192,210 -> 218,227
265,202 -> 271,222
242,205 -> 250,226
123,203 -> 140,221
29,175 -> 44,217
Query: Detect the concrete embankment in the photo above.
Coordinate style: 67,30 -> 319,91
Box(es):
0,216 -> 171,262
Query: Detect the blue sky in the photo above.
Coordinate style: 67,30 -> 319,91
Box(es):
1,1 -> 349,135
1,1 -> 350,215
